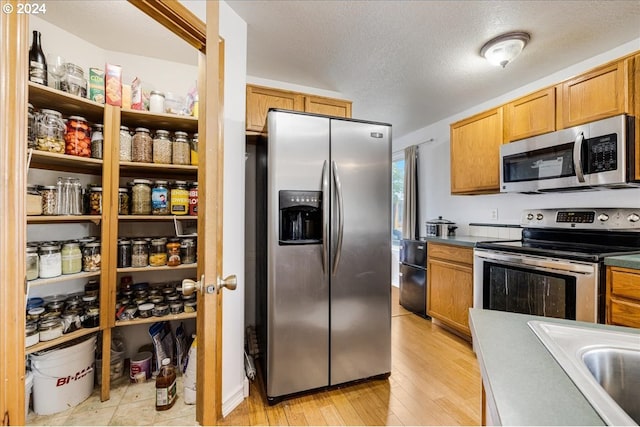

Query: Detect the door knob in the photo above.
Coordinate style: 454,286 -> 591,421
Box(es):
217,274 -> 237,292
182,275 -> 204,296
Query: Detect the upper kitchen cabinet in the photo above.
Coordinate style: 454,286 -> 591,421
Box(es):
246,84 -> 352,134
557,59 -> 632,129
450,107 -> 504,194
504,87 -> 556,142
304,95 -> 352,118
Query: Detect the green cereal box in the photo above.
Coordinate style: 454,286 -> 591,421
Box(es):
89,68 -> 105,104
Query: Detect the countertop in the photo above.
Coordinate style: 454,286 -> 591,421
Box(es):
469,309 -> 640,426
604,253 -> 640,269
422,235 -> 513,247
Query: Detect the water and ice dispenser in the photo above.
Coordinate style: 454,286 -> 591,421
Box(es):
279,190 -> 322,244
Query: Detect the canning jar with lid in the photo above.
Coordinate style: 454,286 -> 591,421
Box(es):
150,239 -> 167,267
166,239 -> 181,267
89,187 -> 102,215
27,185 -> 42,216
172,131 -> 190,165
190,133 -> 198,166
28,103 -> 37,149
91,124 -> 104,159
83,242 -> 101,272
149,91 -> 165,113
60,63 -> 87,97
118,188 -> 130,215
180,238 -> 196,264
61,242 -> 82,274
65,116 -> 91,157
170,181 -> 189,215
153,130 -> 172,164
131,179 -> 152,215
120,125 -> 132,161
26,246 -> 39,280
61,309 -> 82,334
152,180 -> 169,215
39,318 -> 63,341
39,244 -> 61,278
40,185 -> 57,215
188,182 -> 198,216
132,128 -> 152,163
83,307 -> 100,328
36,109 -> 65,153
132,240 -> 149,267
118,239 -> 132,268
25,322 -> 39,347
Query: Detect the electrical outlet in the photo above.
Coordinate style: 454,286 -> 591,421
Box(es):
490,208 -> 498,220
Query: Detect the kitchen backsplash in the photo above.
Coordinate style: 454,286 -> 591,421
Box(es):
468,223 -> 522,240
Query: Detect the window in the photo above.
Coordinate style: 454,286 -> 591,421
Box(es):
392,153 -> 405,247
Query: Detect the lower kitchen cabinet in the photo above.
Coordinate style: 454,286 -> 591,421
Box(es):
427,242 -> 474,337
606,266 -> 640,328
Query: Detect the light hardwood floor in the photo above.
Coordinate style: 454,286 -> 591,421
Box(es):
28,287 -> 481,426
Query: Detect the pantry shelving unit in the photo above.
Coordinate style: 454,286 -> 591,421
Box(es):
27,215 -> 102,224
25,327 -> 101,356
118,215 -> 197,221
115,312 -> 196,327
27,271 -> 101,288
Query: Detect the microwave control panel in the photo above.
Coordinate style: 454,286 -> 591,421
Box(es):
586,133 -> 617,173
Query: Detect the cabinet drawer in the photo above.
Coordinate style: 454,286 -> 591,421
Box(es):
610,268 -> 640,300
609,297 -> 640,328
428,243 -> 473,265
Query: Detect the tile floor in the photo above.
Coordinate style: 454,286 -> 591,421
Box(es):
27,374 -> 197,426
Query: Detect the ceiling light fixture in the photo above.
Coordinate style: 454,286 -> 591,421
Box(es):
480,31 -> 530,68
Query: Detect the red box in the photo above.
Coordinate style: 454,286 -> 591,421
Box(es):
105,64 -> 122,106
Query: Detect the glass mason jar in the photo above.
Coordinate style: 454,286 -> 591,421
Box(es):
149,239 -> 167,267
82,242 -> 101,272
166,239 -> 181,267
152,180 -> 169,215
91,124 -> 104,159
131,179 -> 152,215
65,116 -> 91,157
117,239 -> 132,268
190,133 -> 198,166
39,244 -> 62,278
26,245 -> 39,280
40,185 -> 57,216
132,127 -> 152,163
180,238 -> 196,264
118,188 -> 130,215
36,109 -> 65,154
153,130 -> 172,164
89,186 -> 102,215
61,242 -> 82,275
131,240 -> 149,268
27,103 -> 37,149
149,91 -> 165,113
170,181 -> 189,215
119,125 -> 132,161
172,131 -> 190,165
188,182 -> 198,216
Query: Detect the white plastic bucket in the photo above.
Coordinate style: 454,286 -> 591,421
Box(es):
25,371 -> 33,419
29,336 -> 96,415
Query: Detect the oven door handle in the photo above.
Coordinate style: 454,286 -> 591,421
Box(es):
474,250 -> 595,275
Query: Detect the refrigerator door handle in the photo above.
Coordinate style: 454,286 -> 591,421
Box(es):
321,160 -> 329,274
332,160 -> 345,275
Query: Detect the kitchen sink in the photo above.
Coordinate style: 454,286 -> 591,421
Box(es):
528,320 -> 640,426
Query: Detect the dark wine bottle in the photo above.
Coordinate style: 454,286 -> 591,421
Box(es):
29,30 -> 47,86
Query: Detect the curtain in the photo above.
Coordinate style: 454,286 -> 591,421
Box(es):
402,145 -> 419,239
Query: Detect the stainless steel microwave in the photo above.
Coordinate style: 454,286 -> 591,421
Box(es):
500,114 -> 637,193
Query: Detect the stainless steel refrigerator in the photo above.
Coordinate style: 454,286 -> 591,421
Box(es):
255,109 -> 392,402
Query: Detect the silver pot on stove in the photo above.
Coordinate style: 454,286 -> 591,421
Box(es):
425,216 -> 457,237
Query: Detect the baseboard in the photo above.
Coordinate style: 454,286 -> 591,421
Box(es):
222,381 -> 247,418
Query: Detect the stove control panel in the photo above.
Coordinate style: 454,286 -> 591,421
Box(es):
521,208 -> 640,230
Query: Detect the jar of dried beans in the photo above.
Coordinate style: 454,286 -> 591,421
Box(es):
172,131 -> 190,165
131,179 -> 152,215
120,125 -> 132,161
91,124 -> 103,159
132,127 -> 152,163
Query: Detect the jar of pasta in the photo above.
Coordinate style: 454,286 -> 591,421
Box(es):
172,131 -> 190,165
153,130 -> 172,164
131,179 -> 152,215
170,181 -> 189,215
150,239 -> 167,267
132,127 -> 152,163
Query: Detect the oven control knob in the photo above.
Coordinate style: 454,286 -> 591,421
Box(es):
526,213 -> 534,221
536,213 -> 544,221
628,213 -> 640,223
598,213 -> 609,222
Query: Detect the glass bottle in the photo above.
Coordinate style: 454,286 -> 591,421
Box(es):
29,30 -> 47,86
172,131 -> 190,165
155,358 -> 177,411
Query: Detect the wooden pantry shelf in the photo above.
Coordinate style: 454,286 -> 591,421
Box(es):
116,263 -> 197,273
118,215 -> 197,221
120,108 -> 198,133
27,271 -> 100,287
25,327 -> 100,355
27,215 -> 102,224
28,82 -> 105,124
115,311 -> 196,327
28,150 -> 103,174
119,161 -> 197,179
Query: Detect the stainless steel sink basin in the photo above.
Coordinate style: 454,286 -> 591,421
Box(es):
528,320 -> 640,426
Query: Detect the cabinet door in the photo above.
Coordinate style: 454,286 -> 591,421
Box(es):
558,60 -> 630,129
607,266 -> 640,327
450,107 -> 504,194
304,95 -> 352,118
427,257 -> 473,336
246,85 -> 304,132
504,87 -> 556,142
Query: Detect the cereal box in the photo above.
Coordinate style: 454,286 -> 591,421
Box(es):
122,84 -> 132,110
88,68 -> 105,104
105,64 -> 122,107
131,77 -> 143,110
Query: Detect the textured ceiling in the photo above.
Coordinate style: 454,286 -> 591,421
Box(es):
40,1 -> 640,139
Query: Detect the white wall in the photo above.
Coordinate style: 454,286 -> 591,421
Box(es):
394,38 -> 640,236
